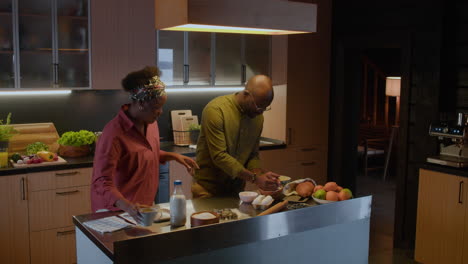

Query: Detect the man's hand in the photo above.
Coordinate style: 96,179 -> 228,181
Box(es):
255,171 -> 281,191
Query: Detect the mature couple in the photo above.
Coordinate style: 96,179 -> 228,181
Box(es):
91,66 -> 281,222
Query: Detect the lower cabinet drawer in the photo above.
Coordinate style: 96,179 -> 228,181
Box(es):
30,226 -> 77,264
29,185 -> 91,231
295,159 -> 327,185
28,168 -> 92,192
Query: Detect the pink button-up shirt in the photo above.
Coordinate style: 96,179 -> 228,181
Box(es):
91,105 -> 167,211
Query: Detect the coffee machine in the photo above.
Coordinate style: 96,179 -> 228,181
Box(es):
427,113 -> 468,167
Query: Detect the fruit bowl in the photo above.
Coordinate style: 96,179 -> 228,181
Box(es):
312,196 -> 336,205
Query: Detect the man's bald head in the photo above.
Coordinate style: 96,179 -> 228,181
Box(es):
245,75 -> 274,107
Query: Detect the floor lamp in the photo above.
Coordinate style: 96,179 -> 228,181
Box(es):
385,77 -> 401,127
383,76 -> 400,181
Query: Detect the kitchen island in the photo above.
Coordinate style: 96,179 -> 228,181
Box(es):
74,196 -> 372,264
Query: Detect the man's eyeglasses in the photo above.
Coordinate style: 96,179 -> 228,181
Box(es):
247,92 -> 272,112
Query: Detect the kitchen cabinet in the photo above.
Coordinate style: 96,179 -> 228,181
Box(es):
158,30 -> 211,86
260,0 -> 332,184
0,1 -> 15,88
157,31 -> 184,86
0,174 -> 30,264
187,32 -> 212,85
28,167 -> 92,264
157,31 -> 271,86
1,0 -> 90,89
215,33 -> 242,85
415,169 -> 467,264
91,0 -> 155,90
30,226 -> 77,264
260,146 -> 327,185
244,34 -> 271,82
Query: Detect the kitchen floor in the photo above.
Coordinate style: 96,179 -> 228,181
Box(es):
356,170 -> 420,264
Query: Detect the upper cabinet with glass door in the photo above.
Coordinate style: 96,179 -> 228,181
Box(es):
56,0 -> 89,88
215,33 -> 242,85
157,31 -> 270,87
244,35 -> 271,82
0,0 -> 89,89
158,31 -> 212,86
0,1 -> 15,88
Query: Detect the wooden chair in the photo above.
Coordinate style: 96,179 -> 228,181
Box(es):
358,125 -> 397,180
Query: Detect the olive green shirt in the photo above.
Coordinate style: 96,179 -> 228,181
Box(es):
194,94 -> 263,196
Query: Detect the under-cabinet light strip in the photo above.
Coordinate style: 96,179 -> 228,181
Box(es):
0,90 -> 72,95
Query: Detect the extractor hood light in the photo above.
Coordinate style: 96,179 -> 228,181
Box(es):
155,0 -> 317,35
0,90 -> 72,96
165,87 -> 244,93
162,24 -> 309,35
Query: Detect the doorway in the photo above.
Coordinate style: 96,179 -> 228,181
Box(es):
328,32 -> 415,262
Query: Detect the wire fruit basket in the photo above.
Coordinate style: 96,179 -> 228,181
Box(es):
173,130 -> 190,146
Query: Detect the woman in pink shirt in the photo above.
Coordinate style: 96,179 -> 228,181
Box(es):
91,66 -> 198,223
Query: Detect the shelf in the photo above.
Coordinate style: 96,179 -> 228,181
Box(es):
0,50 -> 13,54
20,49 -> 52,55
57,15 -> 87,21
19,47 -> 89,54
18,13 -> 50,19
0,11 -> 12,16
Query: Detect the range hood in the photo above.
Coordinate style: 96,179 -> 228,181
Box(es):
155,0 -> 317,35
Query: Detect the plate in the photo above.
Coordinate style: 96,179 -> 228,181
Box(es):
312,196 -> 336,205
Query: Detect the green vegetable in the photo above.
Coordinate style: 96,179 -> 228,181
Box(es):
58,130 -> 96,146
0,113 -> 17,141
188,124 -> 201,131
26,142 -> 49,155
11,153 -> 22,163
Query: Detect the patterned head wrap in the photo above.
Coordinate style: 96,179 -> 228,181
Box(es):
129,75 -> 166,102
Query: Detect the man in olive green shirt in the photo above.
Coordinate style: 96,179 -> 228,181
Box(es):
193,75 -> 280,197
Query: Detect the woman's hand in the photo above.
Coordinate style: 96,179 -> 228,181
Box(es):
167,152 -> 200,175
115,199 -> 150,224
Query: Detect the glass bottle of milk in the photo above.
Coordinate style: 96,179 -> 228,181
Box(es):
170,180 -> 187,227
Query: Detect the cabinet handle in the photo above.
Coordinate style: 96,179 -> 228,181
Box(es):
56,190 -> 80,196
56,229 -> 75,236
459,181 -> 464,204
301,162 -> 316,166
301,148 -> 317,152
53,63 -> 59,84
287,128 -> 292,145
183,64 -> 190,84
20,177 -> 26,200
55,171 -> 79,177
241,64 -> 246,84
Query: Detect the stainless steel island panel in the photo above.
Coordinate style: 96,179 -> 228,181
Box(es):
110,196 -> 372,264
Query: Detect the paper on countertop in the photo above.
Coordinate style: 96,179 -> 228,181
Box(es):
83,216 -> 134,233
118,212 -> 138,225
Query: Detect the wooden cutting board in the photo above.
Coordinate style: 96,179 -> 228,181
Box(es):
10,156 -> 67,168
8,123 -> 60,155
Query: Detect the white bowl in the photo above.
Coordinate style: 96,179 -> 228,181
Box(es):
239,191 -> 259,203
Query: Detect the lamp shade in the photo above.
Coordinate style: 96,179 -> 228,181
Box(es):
386,77 -> 401,97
